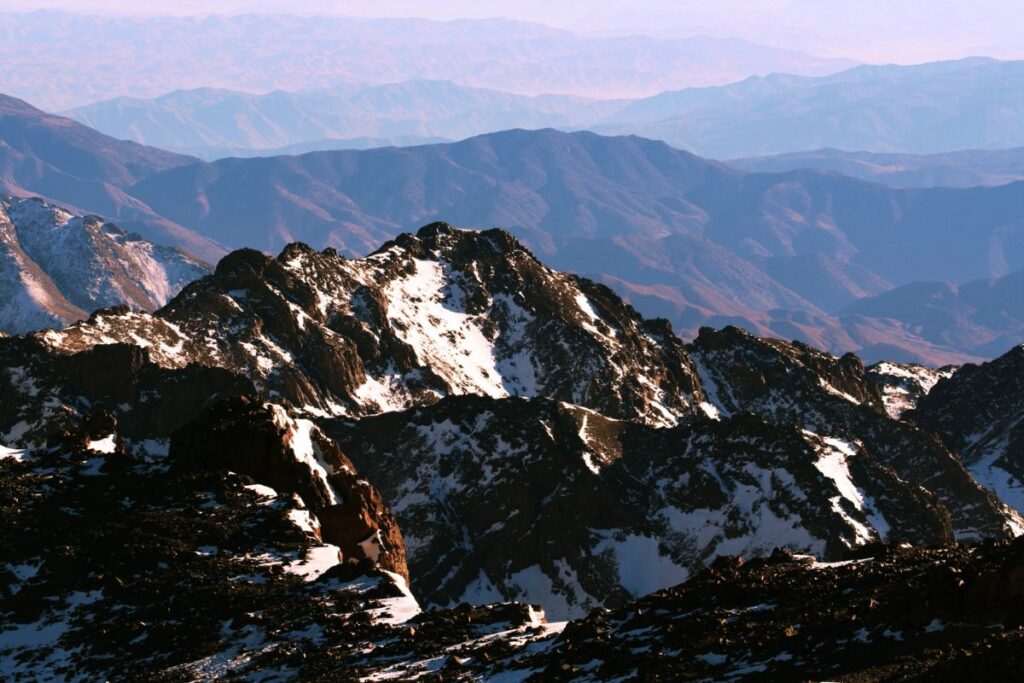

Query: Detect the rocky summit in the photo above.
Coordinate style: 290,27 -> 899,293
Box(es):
31,222 -> 707,424
4,221 -> 1024,679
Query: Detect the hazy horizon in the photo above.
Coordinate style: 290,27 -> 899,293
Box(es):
4,0 -> 1024,64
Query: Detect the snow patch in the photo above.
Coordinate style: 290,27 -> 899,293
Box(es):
283,545 -> 341,581
808,432 -> 889,544
87,434 -> 117,454
591,533 -> 688,598
384,258 -> 506,398
0,444 -> 28,462
370,571 -> 422,625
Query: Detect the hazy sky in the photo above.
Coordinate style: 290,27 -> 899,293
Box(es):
5,0 -> 1024,63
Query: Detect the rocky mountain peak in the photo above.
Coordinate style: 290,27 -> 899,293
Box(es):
40,225 -> 708,425
690,325 -> 886,415
867,360 -> 958,419
688,324 -> 1024,541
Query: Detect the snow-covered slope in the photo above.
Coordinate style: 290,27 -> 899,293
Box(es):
0,197 -> 209,334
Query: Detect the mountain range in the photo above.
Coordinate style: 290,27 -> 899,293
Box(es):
7,90 -> 1024,363
8,8 -> 1024,680
0,11 -> 854,111
592,57 -> 1024,157
4,222 -> 1024,678
64,57 -> 1024,160
120,128 -> 1024,365
0,93 -> 223,262
63,81 -> 612,160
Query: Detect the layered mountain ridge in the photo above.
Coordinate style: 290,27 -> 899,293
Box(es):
7,90 -> 1024,363
0,93 -> 222,262
64,58 -> 1024,161
116,127 -> 1024,364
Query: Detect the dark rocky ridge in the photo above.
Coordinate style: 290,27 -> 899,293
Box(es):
328,395 -> 953,618
485,539 -> 1024,681
689,326 -> 1021,541
0,393 -> 419,680
0,336 -> 254,447
172,396 -> 408,580
5,400 -> 1024,679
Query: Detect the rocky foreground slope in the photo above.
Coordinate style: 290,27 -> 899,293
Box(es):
0,197 -> 209,334
5,414 -> 1024,682
3,223 -> 1024,678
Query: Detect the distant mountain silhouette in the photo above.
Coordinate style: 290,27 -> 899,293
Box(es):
61,58 -> 1024,164
594,58 -> 1024,157
840,269 -> 1024,358
64,82 -> 614,159
0,11 -> 855,110
732,147 -> 1024,188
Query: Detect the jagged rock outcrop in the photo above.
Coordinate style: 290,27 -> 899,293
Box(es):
37,223 -> 707,425
689,326 -> 1023,540
0,197 -> 209,334
329,394 -> 953,618
171,396 -> 407,579
4,224 -> 1022,624
912,345 -> 1024,515
0,335 -> 255,448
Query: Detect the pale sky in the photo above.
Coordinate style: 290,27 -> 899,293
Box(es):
5,0 -> 1024,63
